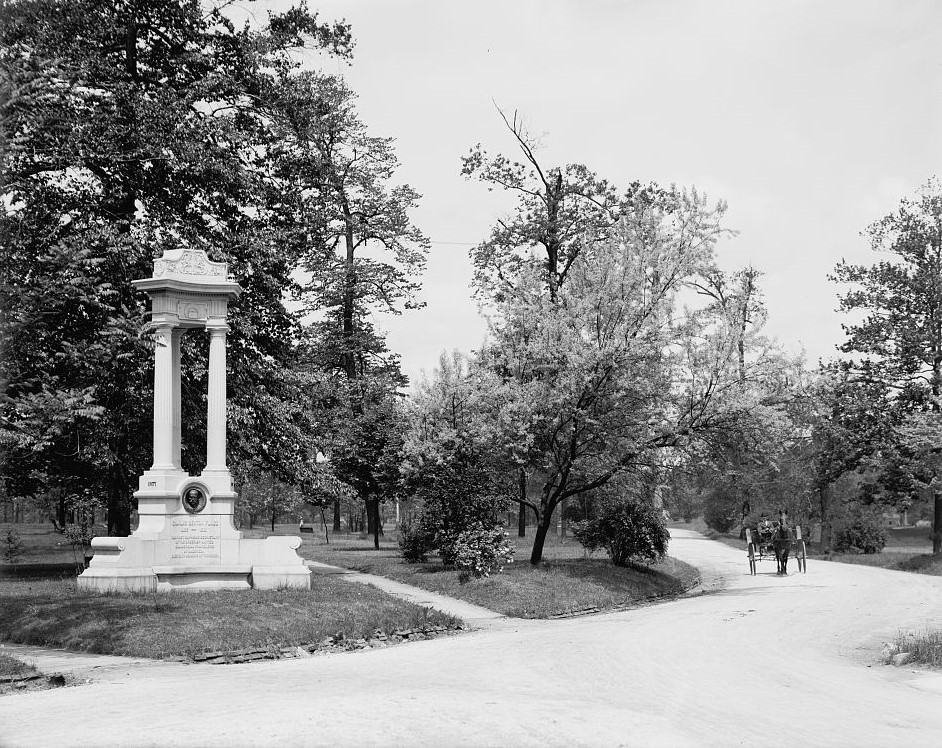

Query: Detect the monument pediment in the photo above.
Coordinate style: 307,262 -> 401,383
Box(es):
133,248 -> 241,300
154,249 -> 228,281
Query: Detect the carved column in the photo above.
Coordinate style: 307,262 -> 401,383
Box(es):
152,323 -> 176,470
205,321 -> 229,472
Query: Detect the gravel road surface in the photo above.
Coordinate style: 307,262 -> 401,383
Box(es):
2,528 -> 942,747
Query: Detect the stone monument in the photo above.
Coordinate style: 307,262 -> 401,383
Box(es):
78,248 -> 311,592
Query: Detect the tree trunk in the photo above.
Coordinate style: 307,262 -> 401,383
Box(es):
934,491 -> 942,554
817,484 -> 831,552
529,510 -> 552,565
366,498 -> 380,550
517,468 -> 527,537
366,498 -> 377,535
320,508 -> 330,544
333,498 -> 341,532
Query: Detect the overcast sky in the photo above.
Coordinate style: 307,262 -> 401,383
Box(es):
255,0 -> 941,386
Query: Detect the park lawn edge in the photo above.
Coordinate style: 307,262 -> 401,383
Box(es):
317,551 -> 701,619
0,574 -> 460,662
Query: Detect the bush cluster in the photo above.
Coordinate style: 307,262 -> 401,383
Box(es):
832,516 -> 887,554
398,462 -> 514,573
452,523 -> 515,581
702,493 -> 740,534
572,499 -> 669,567
2,529 -> 23,564
397,519 -> 435,563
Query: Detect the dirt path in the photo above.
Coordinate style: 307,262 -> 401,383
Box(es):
3,529 -> 942,747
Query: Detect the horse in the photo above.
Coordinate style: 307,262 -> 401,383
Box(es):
772,512 -> 791,575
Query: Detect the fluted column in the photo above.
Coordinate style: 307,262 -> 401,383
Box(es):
151,323 -> 176,470
205,321 -> 229,471
171,328 -> 183,469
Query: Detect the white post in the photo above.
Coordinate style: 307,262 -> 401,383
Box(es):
205,322 -> 229,471
171,328 -> 183,469
152,323 -> 176,470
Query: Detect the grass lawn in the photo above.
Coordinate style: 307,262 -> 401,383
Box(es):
0,652 -> 38,678
0,521 -> 698,662
299,527 -> 700,619
0,575 -> 457,660
825,551 -> 942,575
0,652 -> 56,696
897,630 -> 942,667
0,523 -> 89,575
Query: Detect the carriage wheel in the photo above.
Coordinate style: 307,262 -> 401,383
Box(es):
747,544 -> 756,575
798,541 -> 807,573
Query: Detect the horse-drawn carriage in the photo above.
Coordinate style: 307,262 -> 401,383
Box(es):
745,518 -> 807,576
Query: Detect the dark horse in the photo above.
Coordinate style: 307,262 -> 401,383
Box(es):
772,511 -> 791,575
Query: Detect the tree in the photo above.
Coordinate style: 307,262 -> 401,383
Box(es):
461,108 -> 669,302
399,352 -> 516,566
453,189 -> 767,564
692,266 -> 766,385
830,178 -> 942,551
265,71 -> 429,544
0,0 -> 352,533
462,110 -> 674,535
809,365 -> 916,550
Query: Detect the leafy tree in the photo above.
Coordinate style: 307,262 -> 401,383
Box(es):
683,264 -> 816,536
265,70 -> 428,544
463,114 -> 683,541
0,0 -> 353,533
445,188 -> 772,564
461,107 -> 670,302
830,179 -> 942,550
692,266 -> 766,385
399,352 -> 516,563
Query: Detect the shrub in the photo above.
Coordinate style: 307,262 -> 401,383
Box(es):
570,519 -> 605,556
703,494 -> 740,534
452,523 -> 515,581
2,528 -> 23,565
400,461 -> 512,568
398,519 -> 435,563
832,514 -> 887,554
573,499 -> 669,567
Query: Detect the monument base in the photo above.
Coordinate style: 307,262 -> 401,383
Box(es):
78,534 -> 312,593
79,470 -> 310,593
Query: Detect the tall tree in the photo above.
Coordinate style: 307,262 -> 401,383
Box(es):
831,178 -> 942,551
0,0 -> 352,533
420,190 -> 760,564
462,110 -> 673,526
461,108 -> 669,301
265,71 -> 429,545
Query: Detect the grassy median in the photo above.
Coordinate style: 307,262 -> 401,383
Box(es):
300,529 -> 700,618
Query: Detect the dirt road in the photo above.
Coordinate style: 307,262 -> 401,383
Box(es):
3,529 -> 942,747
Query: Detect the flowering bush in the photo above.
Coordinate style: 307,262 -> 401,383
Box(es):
398,458 -> 513,568
452,523 -> 515,581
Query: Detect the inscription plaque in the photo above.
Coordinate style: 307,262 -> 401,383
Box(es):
170,516 -> 221,560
